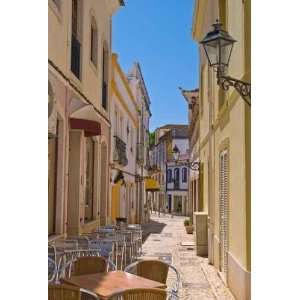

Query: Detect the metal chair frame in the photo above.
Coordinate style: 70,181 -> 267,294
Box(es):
107,288 -> 175,300
48,257 -> 57,283
124,260 -> 181,296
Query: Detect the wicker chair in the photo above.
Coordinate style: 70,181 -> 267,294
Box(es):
48,284 -> 99,300
124,260 -> 180,297
71,256 -> 114,276
108,288 -> 167,300
57,253 -> 116,280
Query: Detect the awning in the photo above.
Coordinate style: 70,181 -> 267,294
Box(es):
145,178 -> 160,192
70,118 -> 101,137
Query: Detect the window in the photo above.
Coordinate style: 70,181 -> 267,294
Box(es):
174,168 -> 180,182
102,42 -> 109,110
182,168 -> 187,183
72,0 -> 78,37
71,0 -> 81,79
90,18 -> 98,66
167,169 -> 172,183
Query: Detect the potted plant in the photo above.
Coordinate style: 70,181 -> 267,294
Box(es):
184,218 -> 194,234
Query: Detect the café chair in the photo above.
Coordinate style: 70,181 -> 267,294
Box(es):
71,256 -> 116,276
124,260 -> 180,297
108,288 -> 168,300
49,284 -> 99,300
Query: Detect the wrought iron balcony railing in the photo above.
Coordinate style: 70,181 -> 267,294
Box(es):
71,35 -> 81,79
113,136 -> 128,166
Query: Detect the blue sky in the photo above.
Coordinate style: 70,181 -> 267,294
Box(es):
112,0 -> 199,132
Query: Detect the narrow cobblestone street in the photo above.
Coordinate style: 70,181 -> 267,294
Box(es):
141,213 -> 235,300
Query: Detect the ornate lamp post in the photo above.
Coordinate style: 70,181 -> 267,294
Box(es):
200,20 -> 251,106
172,145 -> 200,171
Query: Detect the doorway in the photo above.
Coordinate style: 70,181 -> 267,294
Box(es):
48,133 -> 57,235
168,194 -> 172,213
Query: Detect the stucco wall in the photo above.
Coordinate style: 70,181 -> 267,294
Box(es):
192,0 -> 250,299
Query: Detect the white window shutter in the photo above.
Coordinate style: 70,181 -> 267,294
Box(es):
219,149 -> 229,278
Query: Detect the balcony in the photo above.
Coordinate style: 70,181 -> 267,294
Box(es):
71,35 -> 81,79
113,136 -> 128,166
136,143 -> 144,165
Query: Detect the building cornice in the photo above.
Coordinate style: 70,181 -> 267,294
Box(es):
111,79 -> 139,128
112,54 -> 138,110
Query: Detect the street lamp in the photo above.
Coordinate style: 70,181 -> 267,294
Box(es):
200,20 -> 251,106
172,145 -> 200,171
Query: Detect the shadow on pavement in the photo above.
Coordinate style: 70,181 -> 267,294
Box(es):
141,219 -> 167,243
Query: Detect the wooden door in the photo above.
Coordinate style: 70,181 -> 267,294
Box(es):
111,183 -> 121,222
84,137 -> 94,222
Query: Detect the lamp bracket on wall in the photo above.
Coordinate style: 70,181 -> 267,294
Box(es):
174,160 -> 201,171
217,73 -> 251,107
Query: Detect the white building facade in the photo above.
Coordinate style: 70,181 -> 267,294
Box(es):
128,63 -> 151,223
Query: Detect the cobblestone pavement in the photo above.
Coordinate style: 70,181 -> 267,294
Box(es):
141,213 -> 235,300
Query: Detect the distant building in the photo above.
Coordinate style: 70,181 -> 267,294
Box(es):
180,88 -> 201,217
149,124 -> 189,215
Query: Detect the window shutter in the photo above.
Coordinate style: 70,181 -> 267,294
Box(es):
72,0 -> 78,37
219,149 -> 229,277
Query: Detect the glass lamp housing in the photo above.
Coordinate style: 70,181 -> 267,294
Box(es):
200,21 -> 236,70
172,145 -> 180,162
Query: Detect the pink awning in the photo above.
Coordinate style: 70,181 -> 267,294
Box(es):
70,118 -> 101,137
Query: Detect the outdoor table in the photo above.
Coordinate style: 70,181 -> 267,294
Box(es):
63,270 -> 167,299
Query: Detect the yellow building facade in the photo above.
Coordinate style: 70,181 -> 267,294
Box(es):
192,0 -> 251,299
48,0 -> 124,239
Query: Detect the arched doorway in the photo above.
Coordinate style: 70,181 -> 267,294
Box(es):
100,142 -> 108,225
